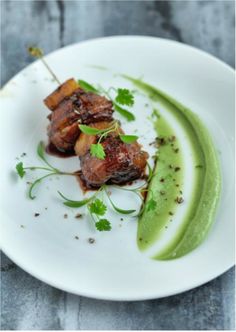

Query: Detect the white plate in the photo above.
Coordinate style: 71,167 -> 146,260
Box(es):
0,36 -> 234,301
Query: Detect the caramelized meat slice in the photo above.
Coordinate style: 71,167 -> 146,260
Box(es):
47,98 -> 81,151
78,134 -> 148,188
75,92 -> 113,124
44,80 -> 114,152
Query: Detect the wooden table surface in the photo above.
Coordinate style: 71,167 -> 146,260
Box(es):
1,1 -> 235,330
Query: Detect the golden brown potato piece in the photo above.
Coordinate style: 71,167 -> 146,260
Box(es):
44,78 -> 79,110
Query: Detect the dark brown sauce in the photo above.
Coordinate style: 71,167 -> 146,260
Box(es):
75,171 -> 100,192
46,142 -> 76,158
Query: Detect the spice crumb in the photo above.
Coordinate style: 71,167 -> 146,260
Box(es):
21,152 -> 27,157
75,213 -> 82,219
20,225 -> 25,228
160,178 -> 165,183
74,236 -> 79,240
64,214 -> 68,219
175,197 -> 184,204
160,190 -> 165,195
174,167 -> 181,172
88,238 -> 95,244
120,218 -> 124,221
45,207 -> 48,210
174,148 -> 179,153
34,213 -> 40,217
168,135 -> 176,142
169,211 -> 174,216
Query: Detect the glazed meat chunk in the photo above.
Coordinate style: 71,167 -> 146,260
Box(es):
75,122 -> 149,188
44,79 -> 114,152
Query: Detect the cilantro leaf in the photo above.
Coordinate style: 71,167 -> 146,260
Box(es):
79,124 -> 102,135
146,198 -> 157,212
16,162 -> 25,178
89,199 -> 107,216
90,143 -> 106,159
113,103 -> 135,121
78,80 -> 99,93
115,88 -> 134,107
119,134 -> 138,144
95,219 -> 111,231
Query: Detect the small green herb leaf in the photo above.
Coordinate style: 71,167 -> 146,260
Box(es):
119,134 -> 138,144
78,80 -> 99,93
28,173 -> 54,199
95,219 -> 111,231
79,124 -> 101,135
146,198 -> 157,212
89,199 -> 107,216
105,190 -> 136,214
90,143 -> 106,159
37,141 -> 45,160
37,141 -> 57,171
113,103 -> 135,121
16,162 -> 25,178
58,191 -> 91,208
115,88 -> 134,106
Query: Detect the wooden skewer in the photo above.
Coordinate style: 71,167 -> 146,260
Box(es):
28,47 -> 61,85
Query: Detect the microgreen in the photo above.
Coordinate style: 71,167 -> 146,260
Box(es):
78,80 -> 99,93
79,125 -> 102,135
119,135 -> 138,144
105,190 -> 136,215
115,88 -> 134,107
15,142 -> 75,199
95,219 -> 111,231
88,199 -> 107,216
58,191 -> 92,208
90,143 -> 106,159
113,103 -> 135,121
16,162 -> 25,178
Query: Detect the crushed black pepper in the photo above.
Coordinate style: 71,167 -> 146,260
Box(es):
88,238 -> 95,244
34,213 -> 40,217
64,214 -> 68,219
75,213 -> 83,219
160,178 -> 165,182
169,211 -> 174,216
174,167 -> 181,172
74,236 -> 79,240
175,197 -> 184,204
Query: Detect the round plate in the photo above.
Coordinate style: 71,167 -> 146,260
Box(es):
0,36 -> 234,301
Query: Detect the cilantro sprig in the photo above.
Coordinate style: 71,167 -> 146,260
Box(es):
79,121 -> 139,160
115,88 -> 134,107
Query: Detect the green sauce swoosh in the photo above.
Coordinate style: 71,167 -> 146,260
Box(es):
125,77 -> 221,260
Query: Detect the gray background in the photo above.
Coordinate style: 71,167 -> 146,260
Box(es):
1,0 -> 235,330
